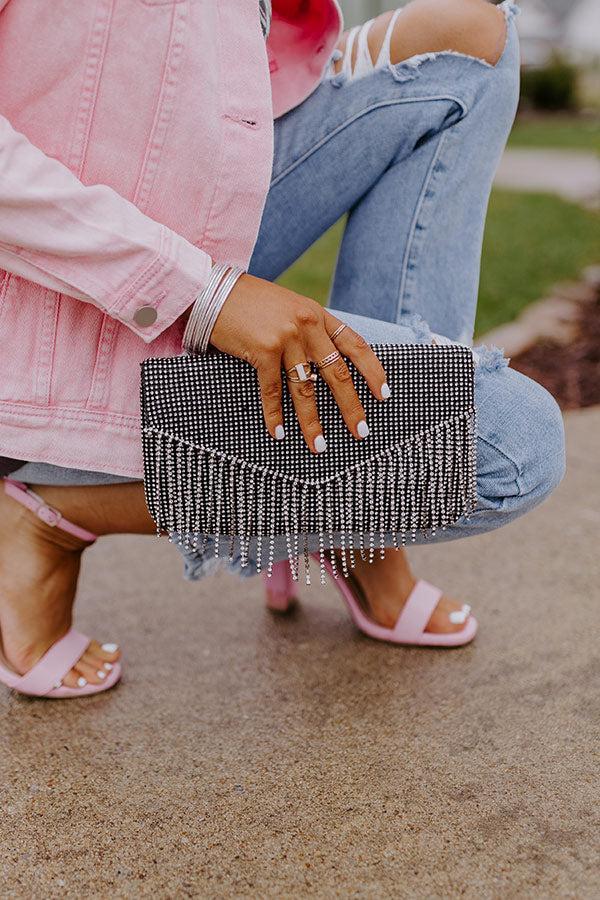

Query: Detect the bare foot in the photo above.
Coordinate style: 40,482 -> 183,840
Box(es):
0,485 -> 121,689
335,548 -> 470,634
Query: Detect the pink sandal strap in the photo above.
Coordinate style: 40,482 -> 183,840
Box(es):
392,580 -> 442,642
15,629 -> 91,695
3,479 -> 97,543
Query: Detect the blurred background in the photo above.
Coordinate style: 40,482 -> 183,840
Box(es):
279,0 -> 600,409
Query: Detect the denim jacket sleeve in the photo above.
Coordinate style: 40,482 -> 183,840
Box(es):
0,114 -> 213,342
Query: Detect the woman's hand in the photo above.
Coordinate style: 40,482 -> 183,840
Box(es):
208,273 -> 390,453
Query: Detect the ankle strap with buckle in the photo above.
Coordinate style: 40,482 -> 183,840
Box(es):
3,479 -> 97,543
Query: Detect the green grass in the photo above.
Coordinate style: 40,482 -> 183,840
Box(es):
477,190 -> 599,333
508,115 -> 600,155
276,189 -> 600,337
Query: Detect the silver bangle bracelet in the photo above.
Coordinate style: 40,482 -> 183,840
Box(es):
185,262 -> 237,353
183,262 -> 246,355
182,263 -> 225,352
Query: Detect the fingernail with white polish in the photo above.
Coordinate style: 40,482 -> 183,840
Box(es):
275,424 -> 285,441
97,670 -> 106,680
102,643 -> 118,653
357,420 -> 370,438
104,662 -> 113,671
314,434 -> 327,453
77,676 -> 87,688
381,382 -> 391,400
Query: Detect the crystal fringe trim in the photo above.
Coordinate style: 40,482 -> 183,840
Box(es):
142,408 -> 477,585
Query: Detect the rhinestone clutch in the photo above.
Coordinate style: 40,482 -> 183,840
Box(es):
140,344 -> 477,583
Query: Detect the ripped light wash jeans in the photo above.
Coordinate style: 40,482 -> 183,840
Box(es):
174,2 -> 566,581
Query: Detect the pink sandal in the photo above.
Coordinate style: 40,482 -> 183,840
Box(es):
264,555 -> 477,647
0,479 -> 122,698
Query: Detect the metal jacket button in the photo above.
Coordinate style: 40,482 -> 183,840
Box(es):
134,306 -> 157,327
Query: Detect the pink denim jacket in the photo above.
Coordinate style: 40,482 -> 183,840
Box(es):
0,0 -> 343,477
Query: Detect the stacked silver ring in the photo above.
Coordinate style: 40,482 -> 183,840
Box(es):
329,322 -> 347,342
183,261 -> 246,355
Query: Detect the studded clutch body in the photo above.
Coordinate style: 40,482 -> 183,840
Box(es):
140,343 -> 477,580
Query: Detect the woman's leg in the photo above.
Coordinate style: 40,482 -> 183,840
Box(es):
323,3 -> 531,628
235,0 -> 534,625
0,481 -> 155,687
331,1 -> 519,343
250,0 -> 521,342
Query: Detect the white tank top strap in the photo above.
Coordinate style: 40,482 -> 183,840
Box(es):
341,24 -> 361,78
354,17 -> 376,77
374,6 -> 404,68
343,7 -> 404,81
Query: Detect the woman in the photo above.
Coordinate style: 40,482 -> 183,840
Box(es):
0,0 -> 564,697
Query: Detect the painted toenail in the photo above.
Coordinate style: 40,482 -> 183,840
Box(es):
449,604 -> 471,625
97,670 -> 106,680
77,676 -> 87,688
449,610 -> 467,624
102,643 -> 118,653
103,662 -> 113,671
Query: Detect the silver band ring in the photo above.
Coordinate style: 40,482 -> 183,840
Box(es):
316,350 -> 341,370
329,323 -> 347,342
287,372 -> 318,383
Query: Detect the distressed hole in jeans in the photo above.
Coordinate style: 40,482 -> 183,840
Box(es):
387,0 -> 517,80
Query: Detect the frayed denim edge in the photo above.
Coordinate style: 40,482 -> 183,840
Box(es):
398,311 -> 433,343
171,536 -> 244,582
473,343 -> 510,375
403,311 -> 510,376
328,0 -> 520,87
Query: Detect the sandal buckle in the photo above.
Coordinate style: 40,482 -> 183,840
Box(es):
37,504 -> 62,528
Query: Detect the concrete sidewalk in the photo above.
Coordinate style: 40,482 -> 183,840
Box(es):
1,408 -> 598,899
495,148 -> 600,208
